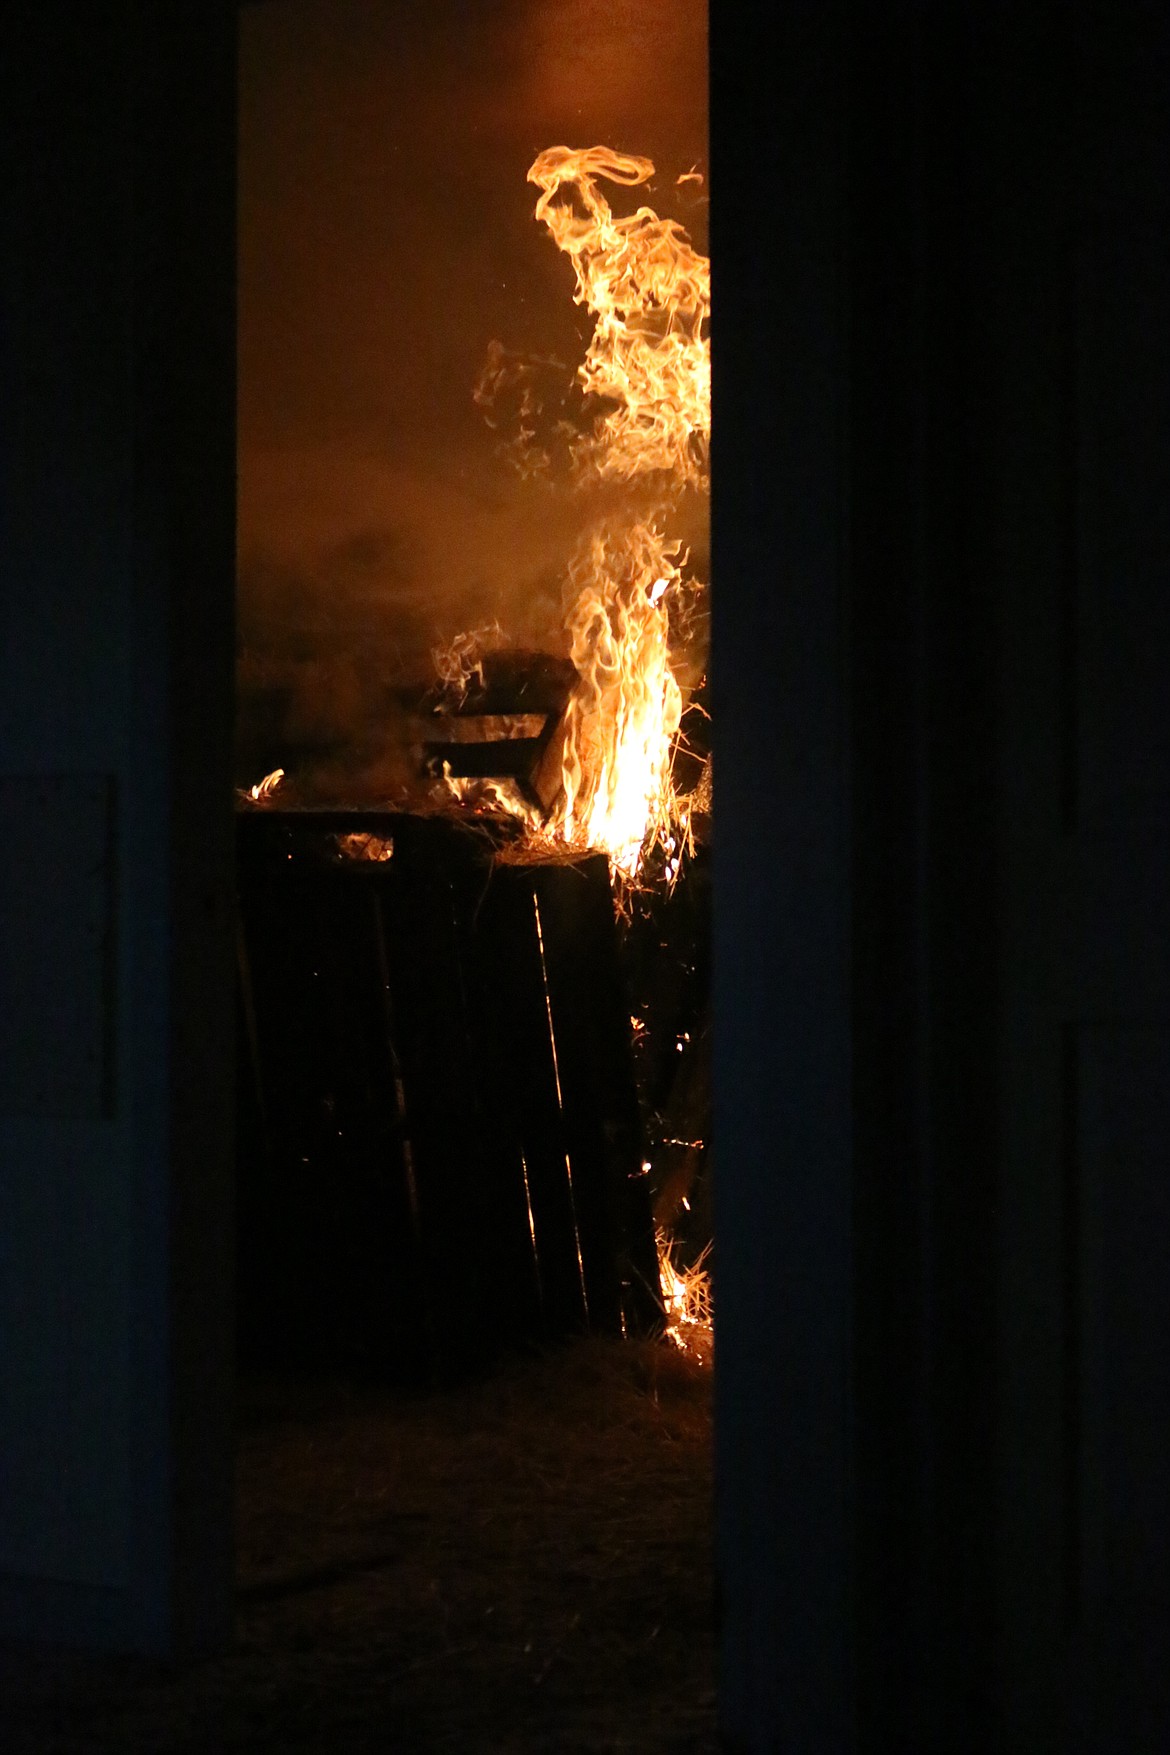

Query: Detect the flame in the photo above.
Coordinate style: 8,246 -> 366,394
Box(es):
442,772 -> 544,833
529,146 -> 708,879
554,522 -> 683,877
527,146 -> 710,489
656,1229 -> 712,1363
239,766 -> 285,806
431,526 -> 687,879
445,145 -> 709,883
431,622 -> 503,706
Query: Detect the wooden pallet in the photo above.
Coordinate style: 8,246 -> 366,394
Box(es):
235,810 -> 662,1379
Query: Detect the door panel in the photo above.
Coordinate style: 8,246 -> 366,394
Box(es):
1078,1025 -> 1170,1622
980,12 -> 1170,1745
1076,222 -> 1170,829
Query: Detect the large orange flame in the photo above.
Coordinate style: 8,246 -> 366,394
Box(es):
447,146 -> 709,884
527,146 -> 710,489
556,523 -> 684,877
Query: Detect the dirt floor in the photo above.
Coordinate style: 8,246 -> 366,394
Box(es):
1,1340 -> 716,1753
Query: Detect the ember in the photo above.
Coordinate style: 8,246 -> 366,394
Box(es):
334,830 -> 393,863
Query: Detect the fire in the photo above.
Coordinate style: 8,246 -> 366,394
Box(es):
431,622 -> 502,706
656,1230 -> 712,1363
442,773 -> 544,834
528,147 -> 707,878
239,766 -> 285,806
556,523 -> 684,876
447,144 -> 709,882
527,145 -> 710,488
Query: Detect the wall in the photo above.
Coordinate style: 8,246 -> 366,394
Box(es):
0,2 -> 236,1651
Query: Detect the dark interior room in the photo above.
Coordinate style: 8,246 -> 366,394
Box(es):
2,2 -> 1169,1752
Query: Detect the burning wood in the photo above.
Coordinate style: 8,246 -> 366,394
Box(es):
407,648 -> 577,812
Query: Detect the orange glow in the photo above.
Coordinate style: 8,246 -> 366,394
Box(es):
334,831 -> 394,863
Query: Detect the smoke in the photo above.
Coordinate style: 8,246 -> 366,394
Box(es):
237,0 -> 708,798
237,456 -> 708,783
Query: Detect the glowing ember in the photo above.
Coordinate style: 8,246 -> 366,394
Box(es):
334,831 -> 394,863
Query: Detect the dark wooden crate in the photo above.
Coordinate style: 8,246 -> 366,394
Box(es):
235,811 -> 662,1379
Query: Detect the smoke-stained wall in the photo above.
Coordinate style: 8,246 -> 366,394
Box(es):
238,0 -> 708,792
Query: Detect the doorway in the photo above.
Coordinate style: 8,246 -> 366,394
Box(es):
232,0 -> 715,1743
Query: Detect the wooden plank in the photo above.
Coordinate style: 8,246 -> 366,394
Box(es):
235,818 -> 430,1375
469,863 -> 593,1339
235,812 -> 663,1368
421,736 -> 547,780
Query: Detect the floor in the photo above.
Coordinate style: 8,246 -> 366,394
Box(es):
1,1340 -> 716,1753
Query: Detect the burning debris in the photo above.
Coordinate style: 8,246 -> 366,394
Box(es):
412,647 -> 578,822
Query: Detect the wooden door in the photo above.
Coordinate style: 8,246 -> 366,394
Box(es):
974,10 -> 1170,1747
713,6 -> 1170,1748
